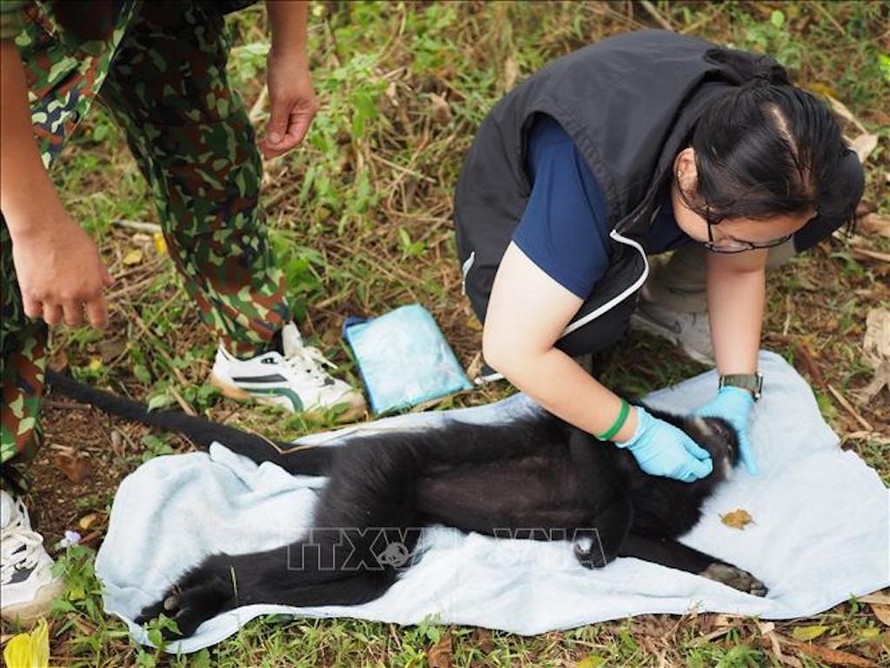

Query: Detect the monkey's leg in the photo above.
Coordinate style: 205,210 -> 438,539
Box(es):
618,533 -> 767,596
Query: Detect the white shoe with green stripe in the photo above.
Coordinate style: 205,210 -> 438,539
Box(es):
209,323 -> 367,421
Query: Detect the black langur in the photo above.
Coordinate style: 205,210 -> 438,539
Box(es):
47,371 -> 766,638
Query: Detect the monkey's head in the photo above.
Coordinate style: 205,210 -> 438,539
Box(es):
679,416 -> 741,481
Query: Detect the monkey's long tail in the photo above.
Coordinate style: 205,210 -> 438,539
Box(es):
45,370 -> 334,476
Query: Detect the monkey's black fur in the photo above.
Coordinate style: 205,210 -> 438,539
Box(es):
46,370 -> 767,638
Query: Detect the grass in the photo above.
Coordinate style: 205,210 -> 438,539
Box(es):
2,1 -> 888,666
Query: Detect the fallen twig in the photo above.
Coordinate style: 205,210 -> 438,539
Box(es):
112,219 -> 162,233
169,386 -> 197,417
827,384 -> 874,432
639,0 -> 674,30
850,248 -> 890,264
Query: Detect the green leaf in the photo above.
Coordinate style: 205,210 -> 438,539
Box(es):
578,657 -> 607,668
879,53 -> 890,84
147,393 -> 173,412
133,364 -> 151,384
791,624 -> 828,641
770,10 -> 785,28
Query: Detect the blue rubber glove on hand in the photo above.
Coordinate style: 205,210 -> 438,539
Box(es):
616,406 -> 714,482
696,386 -> 757,475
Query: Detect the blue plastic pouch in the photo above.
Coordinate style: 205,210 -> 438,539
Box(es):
343,304 -> 473,414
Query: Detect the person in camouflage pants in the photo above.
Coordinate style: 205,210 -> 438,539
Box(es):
1,0 -> 365,623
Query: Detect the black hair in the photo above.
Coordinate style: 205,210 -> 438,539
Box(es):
684,51 -> 861,234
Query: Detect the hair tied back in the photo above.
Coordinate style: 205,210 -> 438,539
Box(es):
704,48 -> 791,86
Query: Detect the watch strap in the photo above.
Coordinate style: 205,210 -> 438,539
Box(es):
719,372 -> 763,400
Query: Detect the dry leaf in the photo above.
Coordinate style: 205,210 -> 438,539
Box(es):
863,309 -> 890,362
849,133 -> 879,164
471,628 -> 495,654
826,95 -> 867,134
97,338 -> 127,362
502,53 -> 519,91
78,513 -> 99,530
720,508 -> 754,529
122,249 -> 144,266
858,591 -> 890,605
427,632 -> 453,668
55,450 -> 91,484
385,81 -> 399,108
429,93 -> 452,125
47,349 -> 69,373
859,213 -> 890,239
870,604 -> 890,628
786,637 -> 879,667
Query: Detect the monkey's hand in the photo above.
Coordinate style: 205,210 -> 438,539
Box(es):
135,554 -> 237,639
696,387 -> 756,476
615,407 -> 714,482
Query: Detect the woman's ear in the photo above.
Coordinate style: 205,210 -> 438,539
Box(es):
674,147 -> 698,195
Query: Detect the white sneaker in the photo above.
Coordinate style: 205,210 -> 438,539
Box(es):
209,322 -> 367,421
630,289 -> 715,366
1,490 -> 64,625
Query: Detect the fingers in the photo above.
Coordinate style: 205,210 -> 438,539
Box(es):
260,104 -> 315,158
680,456 -> 714,482
101,263 -> 114,288
284,111 -> 312,147
25,293 -> 109,330
682,436 -> 712,462
262,97 -> 291,153
62,300 -> 84,327
41,302 -> 64,327
738,434 -> 759,476
85,295 -> 109,329
22,295 -> 43,320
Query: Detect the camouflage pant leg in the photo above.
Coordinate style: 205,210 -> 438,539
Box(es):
98,1 -> 290,357
0,219 -> 47,477
1,3 -> 138,478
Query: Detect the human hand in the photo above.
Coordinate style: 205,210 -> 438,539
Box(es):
259,48 -> 317,159
696,386 -> 757,475
11,213 -> 112,329
615,406 -> 713,482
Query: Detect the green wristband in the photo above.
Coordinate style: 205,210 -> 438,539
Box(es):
597,399 -> 630,441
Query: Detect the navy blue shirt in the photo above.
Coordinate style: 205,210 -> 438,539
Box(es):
513,115 -> 691,298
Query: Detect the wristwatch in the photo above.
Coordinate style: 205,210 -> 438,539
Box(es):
719,373 -> 763,400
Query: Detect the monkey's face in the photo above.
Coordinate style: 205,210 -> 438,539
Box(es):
679,416 -> 740,481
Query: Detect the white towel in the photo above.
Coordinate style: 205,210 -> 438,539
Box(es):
95,351 -> 890,653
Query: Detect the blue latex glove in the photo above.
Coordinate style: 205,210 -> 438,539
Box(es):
616,406 -> 714,482
696,386 -> 757,475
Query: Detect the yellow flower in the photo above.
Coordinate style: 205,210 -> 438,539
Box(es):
153,232 -> 167,255
3,617 -> 50,668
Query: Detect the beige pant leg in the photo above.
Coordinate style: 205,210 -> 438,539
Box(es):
644,240 -> 796,313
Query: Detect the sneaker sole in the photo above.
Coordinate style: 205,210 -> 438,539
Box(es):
209,374 -> 367,423
1,578 -> 64,625
629,313 -> 715,366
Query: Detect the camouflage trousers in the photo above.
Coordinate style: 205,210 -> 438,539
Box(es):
1,0 -> 290,472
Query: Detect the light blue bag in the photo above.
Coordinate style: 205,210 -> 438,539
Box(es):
343,304 -> 474,414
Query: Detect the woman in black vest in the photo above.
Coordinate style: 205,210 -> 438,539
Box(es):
454,30 -> 863,482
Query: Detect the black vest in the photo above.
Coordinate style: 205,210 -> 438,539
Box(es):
455,31 -> 791,356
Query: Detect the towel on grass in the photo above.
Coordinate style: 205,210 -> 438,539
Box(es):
95,351 -> 890,653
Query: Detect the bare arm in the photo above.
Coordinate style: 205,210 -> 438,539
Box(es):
259,0 -> 316,158
706,249 -> 768,375
1,40 -> 110,328
482,242 -> 639,441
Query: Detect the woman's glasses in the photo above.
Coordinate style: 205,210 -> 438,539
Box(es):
704,219 -> 793,254
678,182 -> 795,254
